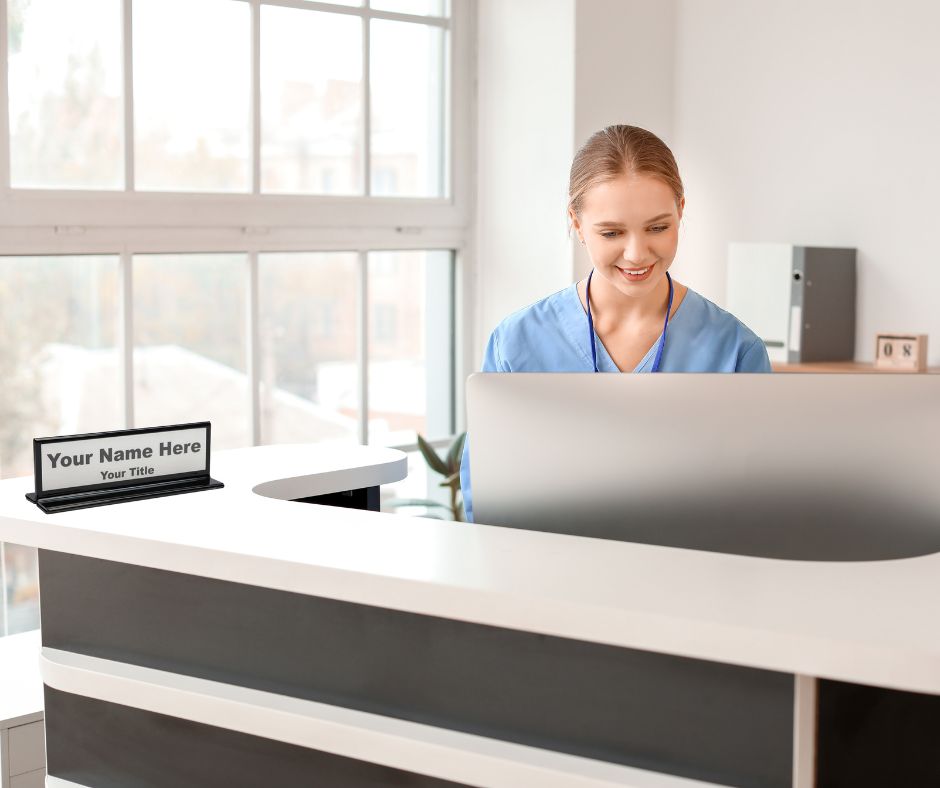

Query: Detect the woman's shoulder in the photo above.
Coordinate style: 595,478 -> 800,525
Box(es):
498,284 -> 575,324
491,284 -> 578,338
678,287 -> 763,346
670,286 -> 770,372
484,283 -> 586,371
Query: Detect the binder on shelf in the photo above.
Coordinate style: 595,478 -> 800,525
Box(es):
728,243 -> 856,364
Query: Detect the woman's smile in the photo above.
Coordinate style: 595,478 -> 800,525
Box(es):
617,263 -> 655,282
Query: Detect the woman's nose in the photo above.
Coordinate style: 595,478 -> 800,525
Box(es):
622,235 -> 648,265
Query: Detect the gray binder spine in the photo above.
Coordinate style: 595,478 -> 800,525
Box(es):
801,248 -> 857,362
788,247 -> 806,363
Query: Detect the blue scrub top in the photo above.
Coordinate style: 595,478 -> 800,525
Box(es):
459,281 -> 771,523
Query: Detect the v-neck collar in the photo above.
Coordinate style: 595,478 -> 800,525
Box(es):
563,281 -> 690,373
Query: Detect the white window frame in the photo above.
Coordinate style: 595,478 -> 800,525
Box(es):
0,0 -> 476,448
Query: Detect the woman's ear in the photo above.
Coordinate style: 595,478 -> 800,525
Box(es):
677,197 -> 685,222
568,208 -> 583,243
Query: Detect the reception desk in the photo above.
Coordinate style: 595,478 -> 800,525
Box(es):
0,444 -> 939,787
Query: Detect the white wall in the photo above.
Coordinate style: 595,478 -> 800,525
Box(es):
673,0 -> 940,363
474,0 -> 575,359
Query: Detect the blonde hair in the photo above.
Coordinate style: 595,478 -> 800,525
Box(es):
568,125 -> 684,218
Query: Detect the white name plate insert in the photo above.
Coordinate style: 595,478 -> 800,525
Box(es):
27,422 -> 223,513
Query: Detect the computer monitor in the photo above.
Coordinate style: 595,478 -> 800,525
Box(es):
465,373 -> 940,561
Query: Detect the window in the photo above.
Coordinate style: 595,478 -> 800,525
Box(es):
134,253 -> 251,448
7,0 -> 454,198
0,0 -> 471,637
373,303 -> 398,342
2,543 -> 40,635
368,250 -> 453,447
370,16 -> 447,197
7,0 -> 124,189
134,0 -> 252,192
0,255 -> 120,477
261,5 -> 363,194
0,254 -> 119,634
258,252 -> 359,446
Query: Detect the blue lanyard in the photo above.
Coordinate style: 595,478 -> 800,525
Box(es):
586,269 -> 674,373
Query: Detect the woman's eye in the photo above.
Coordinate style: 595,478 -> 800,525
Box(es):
599,226 -> 668,238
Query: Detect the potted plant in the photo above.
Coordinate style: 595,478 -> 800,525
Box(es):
385,432 -> 467,521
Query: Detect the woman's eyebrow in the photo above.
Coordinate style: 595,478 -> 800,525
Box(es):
593,213 -> 672,228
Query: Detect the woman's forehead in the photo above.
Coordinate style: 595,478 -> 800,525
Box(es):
580,173 -> 677,222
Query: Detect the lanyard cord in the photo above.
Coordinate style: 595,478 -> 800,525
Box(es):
586,269 -> 674,373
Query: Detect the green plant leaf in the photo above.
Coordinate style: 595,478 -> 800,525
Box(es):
438,472 -> 460,487
417,434 -> 448,475
446,431 -> 468,472
385,498 -> 450,509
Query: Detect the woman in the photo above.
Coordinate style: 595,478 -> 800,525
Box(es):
460,125 -> 770,523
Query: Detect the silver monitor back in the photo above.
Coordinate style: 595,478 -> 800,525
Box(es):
465,373 -> 940,561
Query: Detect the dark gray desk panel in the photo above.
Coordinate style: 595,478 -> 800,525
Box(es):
294,485 -> 380,511
45,688 -> 467,788
816,679 -> 940,787
40,550 -> 794,787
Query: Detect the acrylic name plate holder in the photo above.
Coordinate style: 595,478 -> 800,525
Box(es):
26,422 -> 223,513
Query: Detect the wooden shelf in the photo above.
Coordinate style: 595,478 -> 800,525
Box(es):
772,360 -> 940,374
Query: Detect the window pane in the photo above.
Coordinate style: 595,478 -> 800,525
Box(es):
261,7 -> 363,195
259,252 -> 359,445
0,254 -> 118,638
3,544 -> 40,635
367,250 -> 453,446
134,254 -> 249,448
370,20 -> 446,197
371,0 -> 449,17
0,255 -> 120,479
134,0 -> 250,192
7,0 -> 123,189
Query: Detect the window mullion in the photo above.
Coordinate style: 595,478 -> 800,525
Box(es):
362,9 -> 371,197
357,250 -> 369,445
251,0 -> 261,195
120,250 -> 135,427
248,251 -> 261,445
258,0 -> 449,29
440,12 -> 451,198
449,250 -> 457,435
360,0 -> 372,444
0,0 -> 10,193
122,0 -> 135,191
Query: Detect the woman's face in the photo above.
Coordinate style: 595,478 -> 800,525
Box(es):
571,173 -> 684,300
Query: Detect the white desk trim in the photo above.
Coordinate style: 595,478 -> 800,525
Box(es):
792,675 -> 818,788
41,648 -> 723,788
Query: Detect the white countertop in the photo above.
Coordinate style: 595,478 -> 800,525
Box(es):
1,444 -> 939,696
